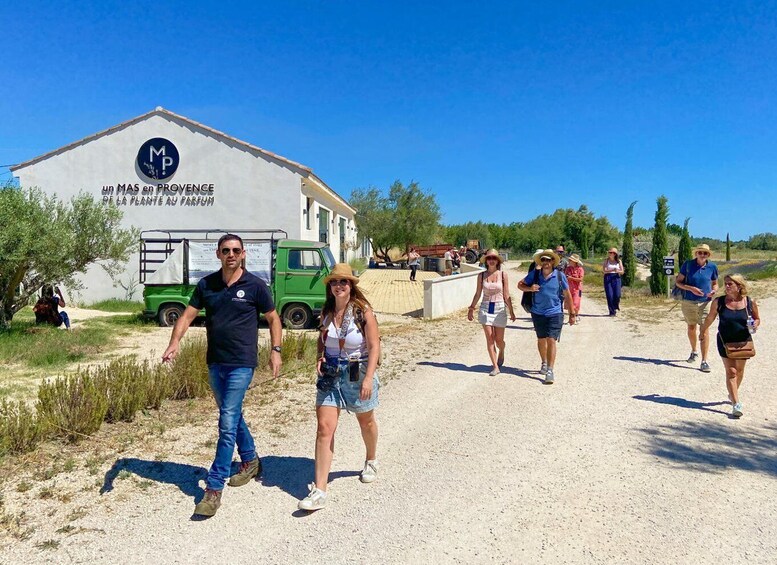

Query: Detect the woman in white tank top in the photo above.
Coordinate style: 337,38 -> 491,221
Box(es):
298,263 -> 381,512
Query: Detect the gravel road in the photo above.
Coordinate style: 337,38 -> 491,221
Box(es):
3,272 -> 776,564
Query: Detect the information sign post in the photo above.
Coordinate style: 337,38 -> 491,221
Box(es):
663,256 -> 676,299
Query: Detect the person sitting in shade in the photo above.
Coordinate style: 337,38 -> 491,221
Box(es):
33,284 -> 71,329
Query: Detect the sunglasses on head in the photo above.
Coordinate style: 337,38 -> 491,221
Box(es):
329,279 -> 351,286
221,247 -> 243,255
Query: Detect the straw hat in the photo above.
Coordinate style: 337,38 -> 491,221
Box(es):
608,247 -> 619,254
323,263 -> 360,285
568,253 -> 583,265
533,249 -> 560,267
483,248 -> 502,266
693,243 -> 713,256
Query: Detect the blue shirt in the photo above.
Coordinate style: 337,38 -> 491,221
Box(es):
188,270 -> 276,367
523,269 -> 568,316
679,259 -> 718,303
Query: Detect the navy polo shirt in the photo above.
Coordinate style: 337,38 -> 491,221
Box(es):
188,270 -> 275,368
679,259 -> 718,303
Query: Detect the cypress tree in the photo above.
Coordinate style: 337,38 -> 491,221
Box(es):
622,201 -> 637,287
726,233 -> 731,261
649,196 -> 670,296
678,217 -> 693,265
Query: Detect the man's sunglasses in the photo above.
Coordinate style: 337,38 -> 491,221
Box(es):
697,252 -> 709,256
540,257 -> 553,262
329,279 -> 351,286
221,247 -> 243,256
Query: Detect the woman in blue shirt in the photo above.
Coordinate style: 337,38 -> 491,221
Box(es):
517,249 -> 576,384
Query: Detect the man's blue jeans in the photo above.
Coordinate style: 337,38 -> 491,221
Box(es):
206,365 -> 257,491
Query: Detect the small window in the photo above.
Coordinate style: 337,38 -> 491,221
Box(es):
288,249 -> 322,271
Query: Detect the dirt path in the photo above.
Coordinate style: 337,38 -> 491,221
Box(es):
3,273 -> 776,564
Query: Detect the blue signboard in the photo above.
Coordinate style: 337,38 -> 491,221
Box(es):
137,138 -> 179,180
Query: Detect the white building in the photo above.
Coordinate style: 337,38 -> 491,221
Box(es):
11,107 -> 365,303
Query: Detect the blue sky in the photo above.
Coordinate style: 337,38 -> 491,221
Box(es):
2,1 -> 776,240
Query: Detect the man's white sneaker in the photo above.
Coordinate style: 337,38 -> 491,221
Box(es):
360,460 -> 378,483
539,362 -> 548,375
298,483 -> 328,511
544,369 -> 555,385
732,403 -> 743,418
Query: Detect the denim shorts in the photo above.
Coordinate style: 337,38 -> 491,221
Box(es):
316,358 -> 380,413
531,312 -> 564,340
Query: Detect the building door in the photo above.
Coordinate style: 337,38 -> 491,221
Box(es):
339,218 -> 347,262
319,208 -> 329,243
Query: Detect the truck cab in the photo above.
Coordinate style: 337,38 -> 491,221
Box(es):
273,240 -> 335,329
141,229 -> 334,329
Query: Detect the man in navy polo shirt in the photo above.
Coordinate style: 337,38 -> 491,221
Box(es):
675,243 -> 718,372
162,233 -> 282,517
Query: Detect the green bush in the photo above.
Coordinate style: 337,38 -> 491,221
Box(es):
0,400 -> 46,455
37,372 -> 108,442
168,338 -> 210,400
96,357 -> 155,423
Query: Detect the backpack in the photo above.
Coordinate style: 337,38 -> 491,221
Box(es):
34,297 -> 61,326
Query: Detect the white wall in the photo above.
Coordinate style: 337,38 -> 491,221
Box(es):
13,111 -> 353,302
423,266 -> 485,319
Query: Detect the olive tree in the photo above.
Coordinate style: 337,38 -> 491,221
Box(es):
0,186 -> 137,327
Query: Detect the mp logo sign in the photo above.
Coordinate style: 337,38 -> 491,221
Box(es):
137,138 -> 180,180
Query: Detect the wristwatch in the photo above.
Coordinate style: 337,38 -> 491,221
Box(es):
271,346 -> 282,353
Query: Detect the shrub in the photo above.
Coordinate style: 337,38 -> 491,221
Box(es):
37,372 -> 108,442
0,400 -> 46,455
96,357 -> 153,423
168,338 -> 210,400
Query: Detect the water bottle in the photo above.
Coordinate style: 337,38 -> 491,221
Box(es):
747,314 -> 756,334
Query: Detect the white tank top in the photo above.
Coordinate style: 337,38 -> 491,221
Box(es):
323,314 -> 367,358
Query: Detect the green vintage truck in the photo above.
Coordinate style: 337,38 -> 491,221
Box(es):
141,229 -> 334,329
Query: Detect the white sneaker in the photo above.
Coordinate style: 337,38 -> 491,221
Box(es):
732,403 -> 743,418
360,460 -> 378,483
544,369 -> 555,385
539,362 -> 548,375
298,483 -> 328,511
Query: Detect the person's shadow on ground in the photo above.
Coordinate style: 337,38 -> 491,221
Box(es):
613,356 -> 697,370
633,394 -> 730,416
101,457 -> 207,500
417,361 -> 545,383
259,455 -> 360,517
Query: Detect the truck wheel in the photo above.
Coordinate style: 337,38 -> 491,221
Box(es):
283,304 -> 312,330
158,304 -> 184,327
465,250 -> 478,263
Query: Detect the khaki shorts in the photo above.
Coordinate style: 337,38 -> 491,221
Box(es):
681,300 -> 710,326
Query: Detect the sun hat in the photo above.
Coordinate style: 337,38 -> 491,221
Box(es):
568,253 -> 583,265
608,247 -> 618,254
483,248 -> 502,265
693,243 -> 713,256
323,263 -> 360,285
533,248 -> 560,267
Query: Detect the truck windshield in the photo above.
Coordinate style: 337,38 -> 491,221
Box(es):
323,247 -> 336,269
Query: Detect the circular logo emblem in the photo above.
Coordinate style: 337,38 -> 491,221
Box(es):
236,290 -> 245,298
137,138 -> 179,180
